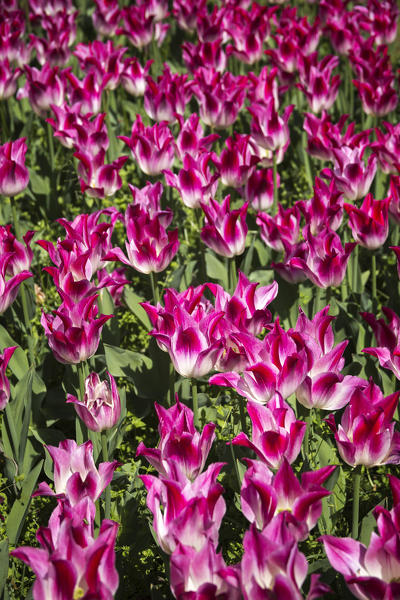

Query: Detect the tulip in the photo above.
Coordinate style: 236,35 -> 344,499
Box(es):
41,293 -> 112,364
0,138 -> 29,197
322,145 -> 377,202
172,0 -> 207,32
137,399 -> 216,483
257,203 -> 302,252
0,58 -> 21,99
362,307 -> 400,380
33,439 -> 118,505
0,346 -> 16,410
73,40 -> 127,91
232,394 -> 306,469
297,53 -> 340,114
213,134 -> 259,189
193,68 -> 247,129
117,5 -> 169,49
344,193 -> 389,250
67,371 -> 121,433
16,64 -> 65,117
12,498 -> 119,600
92,0 -> 121,36
66,70 -> 105,115
248,99 -> 294,155
164,152 -> 219,209
174,113 -> 219,162
326,379 -> 400,468
200,195 -> 248,258
182,39 -> 227,75
121,56 -> 153,98
0,225 -> 33,275
244,167 -> 277,212
144,64 -> 193,123
0,254 -> 32,314
297,177 -> 343,235
75,149 -> 128,199
119,114 -> 175,176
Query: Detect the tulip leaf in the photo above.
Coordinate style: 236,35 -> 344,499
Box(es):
124,287 -> 151,329
104,343 -> 152,378
0,538 -> 8,597
205,251 -> 228,288
0,325 -> 29,380
29,170 -> 50,195
360,507 -> 376,546
6,459 -> 43,545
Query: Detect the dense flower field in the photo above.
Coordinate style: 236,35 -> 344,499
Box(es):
1,0 -> 400,598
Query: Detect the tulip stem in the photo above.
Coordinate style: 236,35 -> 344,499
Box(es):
150,271 -> 159,305
10,197 -> 34,364
272,151 -> 278,214
191,379 -> 199,428
229,258 -> 237,293
101,430 -> 111,520
169,362 -> 175,406
371,253 -> 377,302
352,465 -> 362,539
238,396 -> 248,437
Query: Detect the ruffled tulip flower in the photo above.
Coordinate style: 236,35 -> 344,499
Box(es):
12,499 -> 119,600
248,99 -> 294,155
170,540 -> 241,600
193,68 -> 247,129
354,0 -> 399,45
326,379 -> 400,468
117,5 -> 169,49
353,76 -> 398,118
0,346 -> 16,410
225,4 -> 274,65
241,458 -> 336,539
33,439 -> 118,505
66,70 -> 105,115
175,114 -> 219,162
17,64 -> 65,117
0,254 -> 33,314
0,58 -> 21,99
0,138 -> 29,197
271,240 -> 309,285
137,399 -> 216,483
371,123 -> 400,175
247,65 -> 279,109
244,167 -> 277,211
172,0 -> 207,32
149,302 -> 224,379
208,270 -> 278,337
362,307 -> 400,380
322,474 -> 400,600
144,65 -> 193,123
210,319 -> 310,403
92,0 -> 121,36
121,56 -> 153,98
297,177 -> 343,235
344,193 -> 389,250
232,394 -> 306,469
297,53 -> 340,114
41,293 -> 112,364
241,519 -> 309,600
73,40 -> 127,91
322,144 -> 377,201
257,203 -> 302,252
67,371 -> 121,433
212,134 -> 259,189
289,225 -> 356,288
105,202 -> 179,274
164,152 -> 219,209
0,225 -> 33,275
75,149 -> 128,199
120,114 -> 174,176
182,39 -> 227,75
141,463 -> 226,554
200,196 -> 248,258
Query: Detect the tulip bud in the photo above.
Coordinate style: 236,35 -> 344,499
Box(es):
67,371 -> 121,432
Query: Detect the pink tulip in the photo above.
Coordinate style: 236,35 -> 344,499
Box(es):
121,56 -> 153,98
371,123 -> 400,175
362,307 -> 400,380
200,195 -> 248,258
137,399 -> 216,483
12,498 -> 119,600
326,379 -> 400,467
212,134 -> 259,189
257,203 -> 302,252
0,138 -> 29,197
0,255 -> 32,314
172,0 -> 207,32
232,394 -> 306,469
174,114 -> 219,162
92,0 -> 121,36
322,144 -> 377,202
33,439 -> 118,505
144,64 -> 193,123
344,193 -> 389,250
120,114 -> 174,176
297,177 -> 343,235
117,5 -> 169,49
248,99 -> 294,155
41,293 -> 112,364
244,167 -> 277,211
66,70 -> 105,115
0,346 -> 16,410
67,371 -> 121,433
17,64 -> 65,116
74,40 -> 127,91
75,149 -> 128,199
193,68 -> 247,129
0,58 -> 21,99
182,39 -> 227,75
164,152 -> 219,209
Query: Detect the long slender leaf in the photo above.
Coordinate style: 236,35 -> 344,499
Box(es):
6,459 -> 43,545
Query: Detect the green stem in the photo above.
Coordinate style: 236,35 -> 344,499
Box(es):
371,253 -> 376,302
169,361 -> 175,407
229,437 -> 242,492
0,100 -> 8,142
150,271 -> 159,305
238,396 -> 248,437
230,257 -> 237,293
313,285 -> 323,315
192,379 -> 199,429
301,130 -> 314,193
352,244 -> 360,293
101,430 -> 111,519
352,465 -> 362,539
272,151 -> 278,214
10,197 -> 34,363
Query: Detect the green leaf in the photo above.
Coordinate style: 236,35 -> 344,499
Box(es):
124,287 -> 151,330
6,459 -> 43,545
0,325 -> 28,380
360,508 -> 376,546
29,170 -> 50,195
205,252 -> 228,288
0,538 -> 8,596
104,343 -> 152,378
